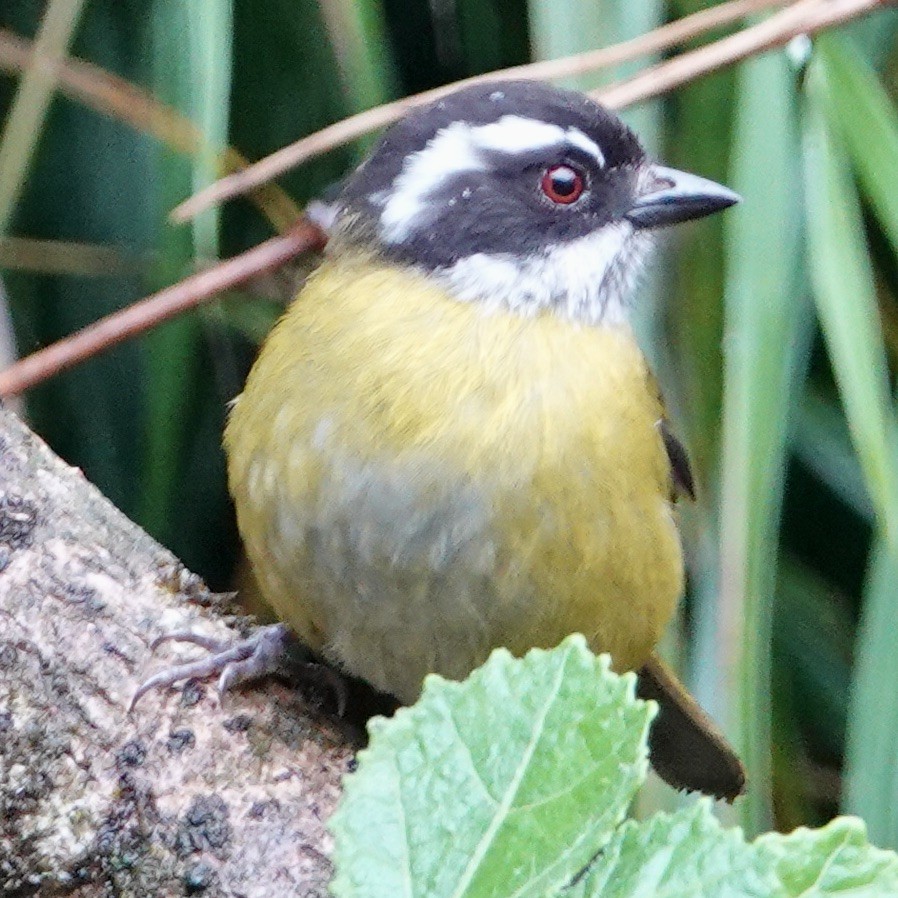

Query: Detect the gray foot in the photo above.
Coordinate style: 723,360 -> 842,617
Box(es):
130,623 -> 345,713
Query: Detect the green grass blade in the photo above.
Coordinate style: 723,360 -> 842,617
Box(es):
816,35 -> 898,261
318,0 -> 396,122
793,387 -> 874,522
0,0 -> 88,234
775,558 -> 854,765
526,0 -> 662,143
812,32 -> 898,849
527,0 -> 613,91
139,0 -> 234,545
803,52 -> 898,847
802,60 -> 898,537
844,538 -> 898,848
717,48 -> 808,834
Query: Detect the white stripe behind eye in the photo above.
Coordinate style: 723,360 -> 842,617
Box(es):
379,121 -> 485,242
378,115 -> 605,244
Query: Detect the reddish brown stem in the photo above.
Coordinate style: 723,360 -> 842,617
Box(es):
0,222 -> 325,398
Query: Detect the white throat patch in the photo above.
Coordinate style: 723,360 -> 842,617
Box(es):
377,115 -> 605,244
432,224 -> 651,327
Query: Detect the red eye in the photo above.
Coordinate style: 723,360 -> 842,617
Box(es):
540,164 -> 585,205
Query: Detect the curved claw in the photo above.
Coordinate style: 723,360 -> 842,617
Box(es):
131,622 -> 350,716
130,623 -> 293,712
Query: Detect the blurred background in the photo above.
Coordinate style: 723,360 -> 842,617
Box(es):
2,0 -> 898,844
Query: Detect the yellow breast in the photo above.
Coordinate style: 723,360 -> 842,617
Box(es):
225,255 -> 683,702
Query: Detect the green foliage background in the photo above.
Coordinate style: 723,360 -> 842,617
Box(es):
3,0 -> 898,844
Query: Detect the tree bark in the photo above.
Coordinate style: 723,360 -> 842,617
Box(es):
0,406 -> 353,897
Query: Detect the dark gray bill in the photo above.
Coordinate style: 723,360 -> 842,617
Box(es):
626,165 -> 740,230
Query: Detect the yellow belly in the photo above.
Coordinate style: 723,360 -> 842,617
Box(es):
225,255 -> 683,703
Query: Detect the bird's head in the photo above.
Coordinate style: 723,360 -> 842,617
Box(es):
330,80 -> 739,326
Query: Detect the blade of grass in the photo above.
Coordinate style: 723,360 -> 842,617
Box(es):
318,0 -> 396,121
809,36 -> 898,849
816,35 -> 898,259
0,0 -> 87,235
139,0 -> 235,544
844,538 -> 898,848
657,7 -> 737,682
529,0 -> 664,145
454,0 -> 530,77
775,558 -> 854,764
0,236 -> 139,276
802,58 -> 898,542
0,28 -> 301,233
803,53 -> 898,847
0,276 -> 21,417
793,386 -> 874,522
716,46 -> 808,834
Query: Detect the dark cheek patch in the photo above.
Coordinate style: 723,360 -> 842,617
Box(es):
384,168 -> 634,271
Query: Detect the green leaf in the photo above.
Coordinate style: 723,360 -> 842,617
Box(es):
570,804 -> 898,898
332,642 -> 898,897
757,816 -> 898,896
566,803 -> 775,898
139,0 -> 233,548
793,387 -> 874,522
317,0 -> 397,120
775,559 -> 853,762
0,0 -> 88,234
330,636 -> 653,898
803,46 -> 898,850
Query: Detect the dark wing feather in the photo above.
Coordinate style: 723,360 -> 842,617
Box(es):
660,419 -> 696,501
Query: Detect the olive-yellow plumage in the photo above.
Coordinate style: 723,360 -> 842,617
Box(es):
225,253 -> 682,704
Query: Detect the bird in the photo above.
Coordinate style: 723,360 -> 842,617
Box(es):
134,80 -> 745,800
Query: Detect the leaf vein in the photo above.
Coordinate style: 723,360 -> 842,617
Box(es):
446,656 -> 568,898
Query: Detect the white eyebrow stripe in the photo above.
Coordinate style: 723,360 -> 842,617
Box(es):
469,115 -> 605,166
378,115 -> 605,243
564,127 -> 605,165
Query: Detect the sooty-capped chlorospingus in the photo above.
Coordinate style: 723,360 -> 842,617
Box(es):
136,80 -> 745,799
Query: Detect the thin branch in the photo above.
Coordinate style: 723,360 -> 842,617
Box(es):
596,0 -> 888,109
0,29 -> 301,233
170,0 -> 788,224
0,222 -> 326,398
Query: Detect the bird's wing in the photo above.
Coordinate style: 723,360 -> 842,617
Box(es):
660,418 -> 695,501
637,652 -> 746,802
648,374 -> 695,502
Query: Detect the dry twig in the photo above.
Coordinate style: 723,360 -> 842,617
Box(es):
596,0 -> 887,107
0,222 -> 325,398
